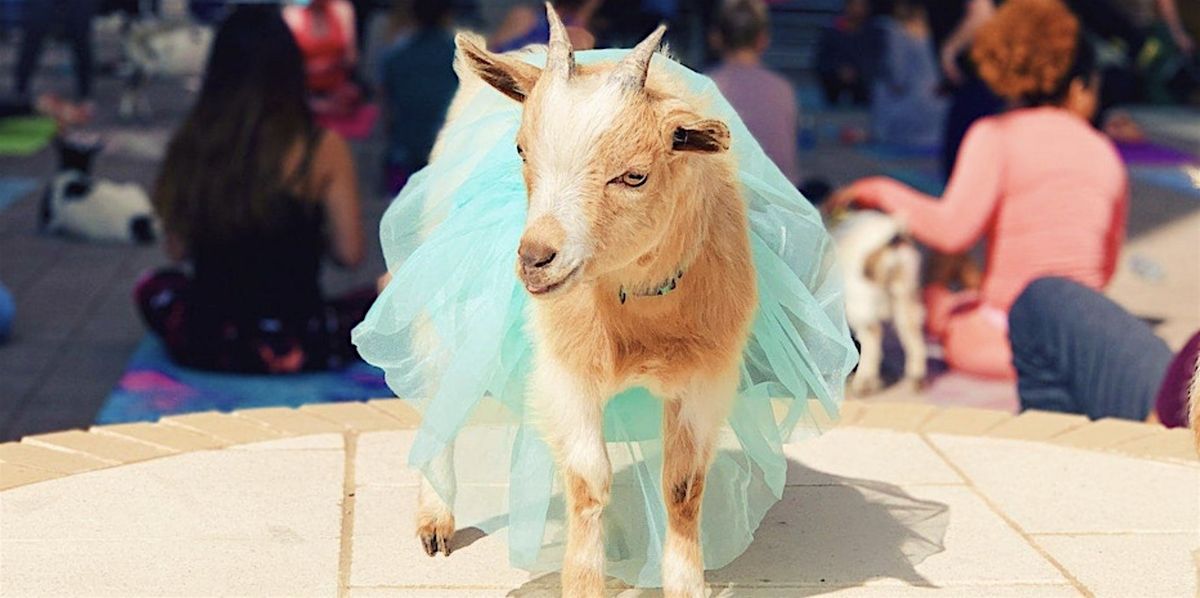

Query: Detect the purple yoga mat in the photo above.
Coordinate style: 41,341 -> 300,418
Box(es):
1116,142 -> 1198,166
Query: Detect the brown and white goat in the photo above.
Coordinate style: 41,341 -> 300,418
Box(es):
831,211 -> 925,395
416,7 -> 756,597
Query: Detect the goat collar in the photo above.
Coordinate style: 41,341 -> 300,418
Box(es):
618,268 -> 685,305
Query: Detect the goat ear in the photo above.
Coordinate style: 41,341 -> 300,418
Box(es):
671,119 -> 731,153
455,33 -> 542,103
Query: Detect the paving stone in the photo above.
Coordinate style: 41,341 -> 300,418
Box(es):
355,430 -> 422,487
930,434 -> 1200,533
1048,418 -> 1162,451
697,586 -> 1082,597
24,429 -> 174,463
1036,534 -> 1197,598
162,411 -> 283,444
0,462 -> 63,490
349,485 -> 531,589
853,402 -> 939,431
233,406 -> 348,436
784,428 -> 964,486
919,407 -> 1013,436
300,401 -> 407,431
836,400 -> 867,426
366,398 -> 423,427
231,433 -> 344,451
1,537 -> 339,597
356,426 -> 519,489
351,589 -> 510,597
92,422 -> 228,451
985,411 -> 1089,441
1114,427 -> 1197,463
0,449 -> 344,541
0,441 -> 112,472
709,485 -> 1067,587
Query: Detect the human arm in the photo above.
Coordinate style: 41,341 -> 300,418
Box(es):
335,0 -> 358,65
835,119 -> 1005,253
940,0 -> 995,83
1157,0 -> 1195,55
1101,173 -> 1129,285
317,131 -> 364,268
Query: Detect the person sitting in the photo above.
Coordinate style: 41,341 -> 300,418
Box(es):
1010,277 -> 1198,428
708,0 -> 799,184
284,0 -> 362,116
378,0 -> 457,195
870,0 -> 948,147
139,6 -> 373,374
814,0 -> 882,107
489,0 -> 601,52
831,0 -> 1128,380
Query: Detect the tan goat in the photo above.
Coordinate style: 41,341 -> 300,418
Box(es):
416,7 -> 757,597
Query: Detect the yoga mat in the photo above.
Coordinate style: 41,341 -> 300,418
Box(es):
884,166 -> 946,196
860,142 -> 941,160
0,116 -> 56,156
1131,165 -> 1200,198
1116,141 -> 1198,166
97,336 -> 392,425
0,176 -> 38,214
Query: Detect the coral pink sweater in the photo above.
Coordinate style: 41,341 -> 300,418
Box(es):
855,107 -> 1128,312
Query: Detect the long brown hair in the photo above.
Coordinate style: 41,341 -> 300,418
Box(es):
153,5 -> 317,244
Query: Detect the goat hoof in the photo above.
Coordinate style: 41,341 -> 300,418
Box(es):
417,514 -> 455,557
850,376 -> 882,396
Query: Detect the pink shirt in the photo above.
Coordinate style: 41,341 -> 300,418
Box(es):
856,107 -> 1128,312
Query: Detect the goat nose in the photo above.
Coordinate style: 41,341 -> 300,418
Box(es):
518,240 -> 557,269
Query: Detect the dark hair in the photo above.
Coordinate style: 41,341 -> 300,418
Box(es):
716,0 -> 769,51
412,0 -> 453,28
153,5 -> 317,244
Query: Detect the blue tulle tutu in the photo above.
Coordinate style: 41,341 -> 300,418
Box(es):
352,48 -> 857,586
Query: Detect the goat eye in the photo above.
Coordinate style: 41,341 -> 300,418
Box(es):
619,171 -> 648,188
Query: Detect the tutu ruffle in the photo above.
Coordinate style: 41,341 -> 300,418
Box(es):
352,48 -> 857,586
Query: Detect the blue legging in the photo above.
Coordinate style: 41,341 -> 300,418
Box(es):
1008,277 -> 1172,421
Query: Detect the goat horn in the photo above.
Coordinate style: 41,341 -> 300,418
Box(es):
544,2 -> 574,79
608,24 -> 666,90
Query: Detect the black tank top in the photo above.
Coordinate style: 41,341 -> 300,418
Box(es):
189,196 -> 325,329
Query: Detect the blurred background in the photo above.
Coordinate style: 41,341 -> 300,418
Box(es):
0,0 -> 1195,442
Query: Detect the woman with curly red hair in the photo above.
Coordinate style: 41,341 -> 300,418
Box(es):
833,0 -> 1127,380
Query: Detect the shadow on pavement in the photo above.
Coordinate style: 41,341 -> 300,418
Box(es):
504,460 -> 950,596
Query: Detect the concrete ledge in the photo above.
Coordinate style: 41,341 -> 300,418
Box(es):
1,401 -> 1195,492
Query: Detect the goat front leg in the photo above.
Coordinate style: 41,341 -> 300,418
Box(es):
660,373 -> 735,598
417,440 -> 456,556
532,360 -> 611,598
850,320 -> 884,395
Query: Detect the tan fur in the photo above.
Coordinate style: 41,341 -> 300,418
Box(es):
415,9 -> 756,596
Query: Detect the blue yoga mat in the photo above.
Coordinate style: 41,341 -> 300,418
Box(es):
0,176 -> 38,214
1131,165 -> 1200,198
97,336 -> 392,425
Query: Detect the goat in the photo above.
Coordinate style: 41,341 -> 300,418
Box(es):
830,210 -> 925,395
416,7 -> 756,597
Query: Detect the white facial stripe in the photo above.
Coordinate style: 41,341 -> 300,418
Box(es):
526,79 -> 630,263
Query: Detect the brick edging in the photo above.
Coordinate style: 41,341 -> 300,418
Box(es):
1,399 -> 1195,491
